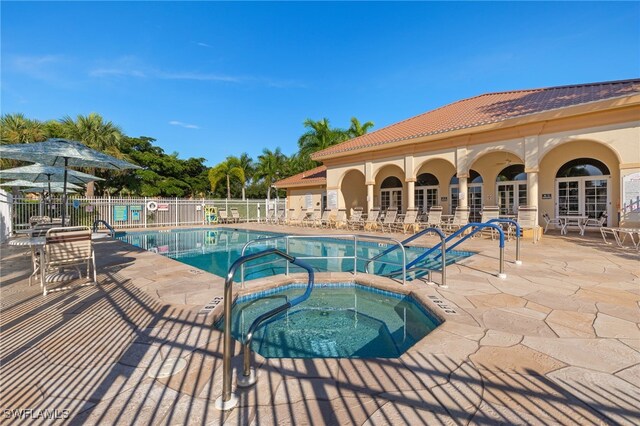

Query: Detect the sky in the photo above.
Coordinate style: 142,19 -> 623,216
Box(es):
2,2 -> 639,166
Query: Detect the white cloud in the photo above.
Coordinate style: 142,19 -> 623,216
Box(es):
9,55 -> 66,80
196,42 -> 212,48
169,120 -> 200,129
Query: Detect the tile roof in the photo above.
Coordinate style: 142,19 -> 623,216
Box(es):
313,78 -> 640,159
274,165 -> 327,188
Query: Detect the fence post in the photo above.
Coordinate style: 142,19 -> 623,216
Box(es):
144,197 -> 148,228
175,197 -> 179,227
202,198 -> 205,225
246,198 -> 249,222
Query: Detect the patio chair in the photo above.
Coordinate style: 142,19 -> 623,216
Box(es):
29,215 -> 51,226
264,209 -> 275,224
581,211 -> 608,235
287,209 -> 306,226
230,208 -> 241,223
346,208 -> 364,230
363,208 -> 380,231
441,207 -> 470,234
542,212 -> 563,233
331,209 -> 347,229
600,227 -> 639,251
42,226 -> 96,296
393,208 -> 419,234
380,207 -> 398,233
275,209 -> 286,225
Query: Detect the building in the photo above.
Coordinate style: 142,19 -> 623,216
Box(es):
275,79 -> 640,228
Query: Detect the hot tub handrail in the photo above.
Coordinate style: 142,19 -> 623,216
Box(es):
239,233 -> 407,285
216,248 -> 314,411
92,219 -> 115,237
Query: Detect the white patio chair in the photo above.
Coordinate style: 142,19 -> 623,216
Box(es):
347,208 -> 364,230
420,206 -> 443,230
230,208 -> 241,223
318,209 -> 334,228
441,207 -> 470,235
542,212 -> 563,233
363,208 -> 380,231
392,208 -> 419,234
381,207 -> 398,233
479,206 -> 501,239
42,226 -> 96,296
331,209 -> 348,229
581,212 -> 608,235
516,206 -> 539,243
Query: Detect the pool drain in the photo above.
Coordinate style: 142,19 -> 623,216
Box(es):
147,357 -> 187,379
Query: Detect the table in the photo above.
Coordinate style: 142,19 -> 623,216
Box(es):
557,215 -> 588,235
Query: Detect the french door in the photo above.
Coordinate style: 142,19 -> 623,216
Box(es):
415,186 -> 438,213
450,184 -> 482,221
555,176 -> 610,224
381,189 -> 403,213
496,182 -> 527,215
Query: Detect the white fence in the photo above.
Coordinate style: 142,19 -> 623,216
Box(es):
10,196 -> 286,231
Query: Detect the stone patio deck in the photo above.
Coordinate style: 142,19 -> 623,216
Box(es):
0,224 -> 638,425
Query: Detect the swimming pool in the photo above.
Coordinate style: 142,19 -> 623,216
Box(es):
218,282 -> 441,358
116,228 -> 474,281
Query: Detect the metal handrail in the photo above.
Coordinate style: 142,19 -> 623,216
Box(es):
486,218 -> 522,265
92,219 -> 115,237
215,248 -> 315,411
240,233 -> 407,285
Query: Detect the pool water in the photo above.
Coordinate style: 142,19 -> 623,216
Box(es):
218,283 -> 441,358
116,228 -> 474,281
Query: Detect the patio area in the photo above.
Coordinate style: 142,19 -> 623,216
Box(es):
0,225 -> 638,425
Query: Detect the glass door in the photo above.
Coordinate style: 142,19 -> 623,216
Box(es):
556,180 -> 581,216
415,186 -> 438,213
585,179 -> 608,220
497,182 -> 527,215
556,177 -> 610,224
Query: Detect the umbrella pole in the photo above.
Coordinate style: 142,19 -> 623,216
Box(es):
62,158 -> 68,226
47,176 -> 52,222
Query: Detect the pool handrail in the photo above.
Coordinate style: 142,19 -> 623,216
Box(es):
92,219 -> 115,237
215,248 -> 315,411
485,218 -> 522,264
239,233 -> 407,285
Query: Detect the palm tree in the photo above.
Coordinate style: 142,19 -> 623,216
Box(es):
60,113 -> 124,196
297,118 -> 348,160
255,148 -> 287,202
0,113 -> 47,169
208,158 -> 245,199
347,117 -> 374,138
229,153 -> 254,200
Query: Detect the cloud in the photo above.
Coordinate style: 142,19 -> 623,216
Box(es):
196,42 -> 212,48
169,120 -> 200,129
9,55 -> 66,81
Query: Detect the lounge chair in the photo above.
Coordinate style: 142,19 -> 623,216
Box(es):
381,207 -> 398,233
393,208 -> 419,234
264,209 -> 275,224
600,227 -> 639,250
287,209 -> 305,226
479,206 -> 500,239
42,226 -> 96,296
516,206 -> 539,243
542,212 -> 563,233
218,210 -> 230,224
420,206 -> 443,230
230,208 -> 241,223
347,208 -> 364,230
331,209 -> 347,229
303,209 -> 321,227
318,209 -> 334,228
363,208 -> 380,231
442,207 -> 470,234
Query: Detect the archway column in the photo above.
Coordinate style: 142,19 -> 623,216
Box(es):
526,168 -> 539,227
366,182 -> 374,212
406,179 -> 416,210
458,175 -> 469,208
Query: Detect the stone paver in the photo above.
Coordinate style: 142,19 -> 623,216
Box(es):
1,226 -> 639,425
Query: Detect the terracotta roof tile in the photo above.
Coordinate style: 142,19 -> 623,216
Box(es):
274,165 -> 327,188
312,79 -> 640,159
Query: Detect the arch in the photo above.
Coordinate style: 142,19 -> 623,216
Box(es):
467,147 -> 524,171
416,173 -> 439,186
337,168 -> 365,188
414,157 -> 456,178
539,137 -> 623,165
497,164 -> 527,182
372,163 -> 405,183
381,176 -> 403,188
340,169 -> 366,215
556,158 -> 610,178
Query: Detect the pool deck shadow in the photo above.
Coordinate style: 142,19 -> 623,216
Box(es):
0,224 -> 638,425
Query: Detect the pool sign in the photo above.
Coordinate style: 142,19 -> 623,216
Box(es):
130,205 -> 143,221
113,205 -> 128,221
542,193 -> 552,200
157,203 -> 170,211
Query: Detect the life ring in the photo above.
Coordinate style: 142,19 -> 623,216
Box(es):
147,201 -> 158,212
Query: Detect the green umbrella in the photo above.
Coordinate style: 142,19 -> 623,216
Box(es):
0,138 -> 140,224
0,180 -> 82,190
22,184 -> 81,193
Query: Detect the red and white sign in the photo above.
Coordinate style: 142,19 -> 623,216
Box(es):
157,203 -> 170,211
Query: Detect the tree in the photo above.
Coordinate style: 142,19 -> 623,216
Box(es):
254,147 -> 287,202
297,118 -> 348,160
347,117 -> 374,138
59,113 -> 124,197
0,113 -> 46,145
228,153 -> 254,200
208,158 -> 245,199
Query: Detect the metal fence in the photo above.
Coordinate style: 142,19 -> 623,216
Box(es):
10,196 -> 287,230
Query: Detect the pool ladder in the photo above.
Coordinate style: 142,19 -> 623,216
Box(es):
92,219 -> 116,237
215,248 -> 315,411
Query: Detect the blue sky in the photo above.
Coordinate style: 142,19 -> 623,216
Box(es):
2,2 -> 638,166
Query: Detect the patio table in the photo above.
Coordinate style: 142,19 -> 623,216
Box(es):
557,215 -> 588,235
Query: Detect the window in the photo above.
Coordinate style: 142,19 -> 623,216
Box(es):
415,173 -> 439,213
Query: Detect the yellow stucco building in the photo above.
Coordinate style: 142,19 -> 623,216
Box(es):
275,79 -> 640,229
